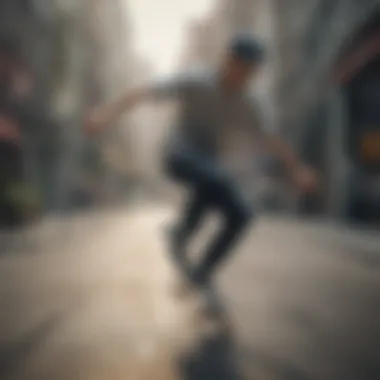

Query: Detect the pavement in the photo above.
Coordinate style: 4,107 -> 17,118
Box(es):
0,205 -> 379,380
218,216 -> 380,380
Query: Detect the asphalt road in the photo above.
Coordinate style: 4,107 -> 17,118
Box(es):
0,206 -> 379,380
219,216 -> 380,380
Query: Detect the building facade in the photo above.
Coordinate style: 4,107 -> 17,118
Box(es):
180,0 -> 380,220
0,0 -> 145,217
273,0 -> 380,222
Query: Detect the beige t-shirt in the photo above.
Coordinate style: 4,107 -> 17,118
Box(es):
152,69 -> 275,157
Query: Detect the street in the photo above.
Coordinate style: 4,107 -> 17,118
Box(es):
0,205 -> 379,380
220,216 -> 380,380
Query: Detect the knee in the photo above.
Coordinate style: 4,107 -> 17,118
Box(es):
164,153 -> 181,178
203,171 -> 228,193
229,203 -> 253,228
204,173 -> 254,226
217,187 -> 254,227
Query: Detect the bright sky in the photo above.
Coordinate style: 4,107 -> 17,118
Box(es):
126,0 -> 214,75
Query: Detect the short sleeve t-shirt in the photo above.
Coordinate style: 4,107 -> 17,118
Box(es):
151,69 -> 275,156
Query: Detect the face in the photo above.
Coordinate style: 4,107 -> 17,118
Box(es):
222,54 -> 261,90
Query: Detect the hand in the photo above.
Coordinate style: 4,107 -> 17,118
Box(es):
292,165 -> 319,194
84,107 -> 112,136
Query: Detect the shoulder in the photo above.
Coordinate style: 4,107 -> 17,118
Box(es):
245,92 -> 273,119
244,90 -> 265,108
179,65 -> 214,87
243,91 -> 277,132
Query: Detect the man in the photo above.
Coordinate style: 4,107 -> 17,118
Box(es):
86,35 -> 317,293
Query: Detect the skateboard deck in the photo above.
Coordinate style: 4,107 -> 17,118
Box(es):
170,254 -> 232,328
164,226 -> 233,332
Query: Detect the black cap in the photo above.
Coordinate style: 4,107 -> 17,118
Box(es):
229,35 -> 266,63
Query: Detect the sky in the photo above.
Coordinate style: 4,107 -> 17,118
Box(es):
126,0 -> 215,75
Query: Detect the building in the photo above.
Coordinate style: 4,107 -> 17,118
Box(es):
0,0 -> 145,216
273,0 -> 380,222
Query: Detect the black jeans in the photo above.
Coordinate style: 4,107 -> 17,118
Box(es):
165,145 -> 253,281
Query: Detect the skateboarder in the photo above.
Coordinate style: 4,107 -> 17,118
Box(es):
86,35 -> 318,294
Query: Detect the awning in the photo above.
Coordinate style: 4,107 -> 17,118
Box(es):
333,32 -> 380,85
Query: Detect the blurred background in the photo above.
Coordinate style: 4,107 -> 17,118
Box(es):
0,0 -> 379,227
0,1 -> 379,380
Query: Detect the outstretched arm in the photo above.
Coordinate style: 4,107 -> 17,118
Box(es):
264,135 -> 298,172
85,72 -> 195,135
85,86 -> 154,134
263,135 -> 318,193
252,97 -> 318,192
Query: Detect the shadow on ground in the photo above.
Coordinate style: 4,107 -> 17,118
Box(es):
179,313 -> 243,380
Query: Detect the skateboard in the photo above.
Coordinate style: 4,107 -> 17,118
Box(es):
164,225 -> 233,333
169,252 -> 232,331
199,286 -> 233,331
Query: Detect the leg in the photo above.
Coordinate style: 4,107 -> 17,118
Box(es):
164,147 -> 253,286
171,186 -> 211,256
164,148 -> 215,262
193,174 -> 253,286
